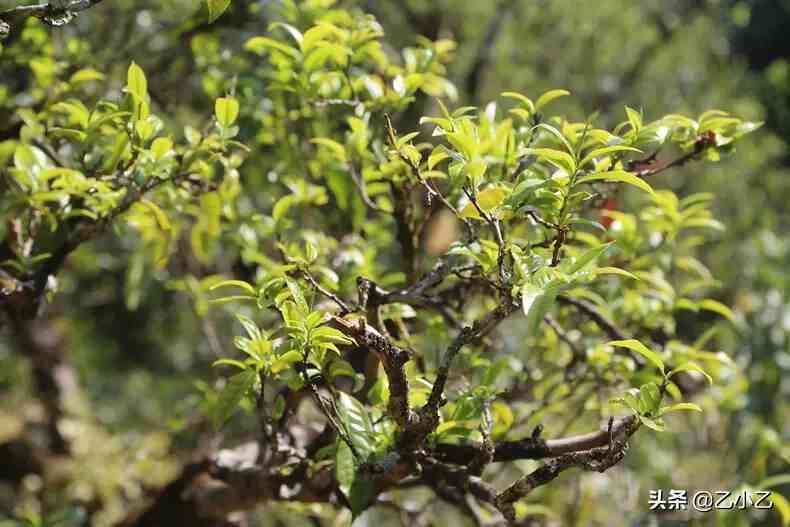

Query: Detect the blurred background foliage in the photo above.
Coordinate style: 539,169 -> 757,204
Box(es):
0,0 -> 788,526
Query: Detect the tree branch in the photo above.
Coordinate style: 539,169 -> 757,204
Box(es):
329,315 -> 418,431
420,300 -> 519,435
494,416 -> 640,521
433,415 -> 637,464
0,0 -> 106,40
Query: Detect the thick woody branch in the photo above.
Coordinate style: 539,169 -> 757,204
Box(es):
494,416 -> 640,522
419,453 -> 498,507
433,415 -> 637,464
329,315 -> 418,430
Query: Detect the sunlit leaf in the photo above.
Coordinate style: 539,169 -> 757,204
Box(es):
576,170 -> 655,196
607,339 -> 665,373
207,0 -> 231,23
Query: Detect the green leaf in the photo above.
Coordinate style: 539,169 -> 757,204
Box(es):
69,68 -> 105,84
272,395 -> 285,420
368,374 -> 390,406
127,62 -> 147,100
271,350 -> 303,373
668,362 -> 713,385
698,299 -> 735,322
215,96 -> 240,128
311,138 -> 347,162
327,359 -> 357,381
491,400 -> 514,439
625,106 -> 643,132
428,147 -> 450,170
244,36 -> 301,59
460,202 -> 483,220
272,195 -> 296,222
522,147 -> 576,173
335,440 -> 376,518
212,358 -> 248,370
285,278 -> 309,313
137,199 -> 171,231
532,123 -> 575,155
336,392 -> 374,454
618,389 -> 639,412
638,414 -> 666,432
209,279 -> 256,295
335,439 -> 355,497
463,158 -> 487,186
579,145 -> 642,169
269,22 -> 304,46
522,282 -> 563,336
606,339 -> 665,374
757,474 -> 790,490
535,89 -> 570,111
594,267 -> 640,280
213,369 -> 256,429
501,91 -> 535,114
770,493 -> 790,527
150,137 -> 173,160
658,402 -> 702,416
638,382 -> 662,414
576,170 -> 655,196
207,0 -> 231,23
477,187 -> 507,211
566,241 -> 613,274
311,326 -> 355,346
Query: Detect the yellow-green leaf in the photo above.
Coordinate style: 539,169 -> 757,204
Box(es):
607,339 -> 665,373
580,145 -> 642,169
576,170 -> 656,196
215,96 -> 240,128
151,137 -> 173,161
502,91 -> 535,114
770,492 -> 790,527
659,402 -> 702,416
668,361 -> 713,385
210,279 -> 256,295
311,138 -> 347,162
207,0 -> 231,23
594,267 -> 640,280
477,187 -> 507,211
428,147 -> 449,170
699,299 -> 735,321
535,89 -> 570,111
127,62 -> 147,100
70,68 -> 105,84
522,147 -> 576,173
460,202 -> 482,220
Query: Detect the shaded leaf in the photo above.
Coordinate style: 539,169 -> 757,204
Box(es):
213,369 -> 256,429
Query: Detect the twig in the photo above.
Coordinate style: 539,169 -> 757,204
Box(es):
422,301 -> 519,427
557,295 -> 646,367
301,269 -> 354,315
